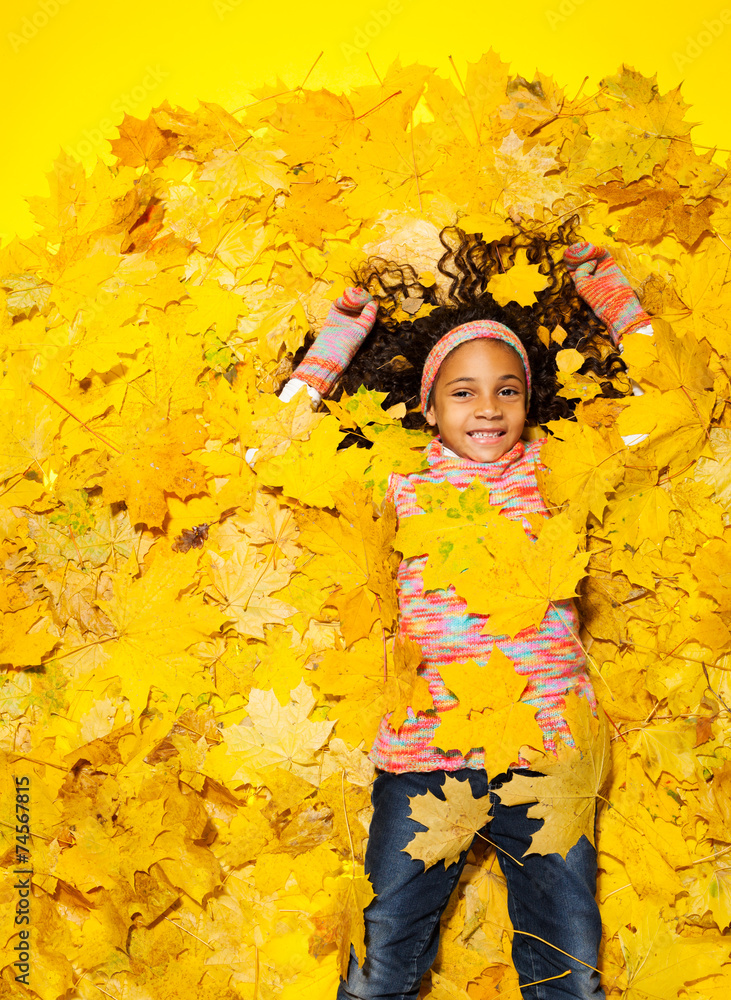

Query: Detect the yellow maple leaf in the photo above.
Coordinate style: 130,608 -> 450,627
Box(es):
488,249 -> 549,307
199,139 -> 290,203
397,480 -> 588,637
312,635 -> 390,747
695,761 -> 731,843
396,478 -> 525,590
297,479 -> 399,643
0,603 -> 58,668
433,648 -> 544,773
616,386 -> 714,474
673,240 -> 731,343
538,421 -> 626,529
477,512 -> 589,638
102,413 -> 208,529
383,635 -> 434,733
403,774 -> 492,871
114,316 -> 209,423
265,87 -> 371,165
218,680 -> 334,785
153,99 -> 251,157
683,859 -> 731,932
184,281 -> 246,340
494,694 -> 611,857
256,415 -> 372,509
618,911 -> 728,999
326,587 -> 379,648
696,427 -> 731,508
424,50 -> 510,148
621,319 -> 714,395
310,872 -> 376,975
360,422 -> 432,504
66,287 -> 149,379
95,545 -> 226,713
279,957 -> 342,1000
627,718 -> 702,784
493,130 -> 578,219
232,381 -> 323,459
277,171 -> 350,249
203,540 -> 296,640
250,625 -> 312,704
0,359 -> 61,481
602,474 -> 676,551
585,66 -> 694,184
110,112 -> 179,168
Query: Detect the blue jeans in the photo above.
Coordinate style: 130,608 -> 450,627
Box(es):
337,768 -> 604,1000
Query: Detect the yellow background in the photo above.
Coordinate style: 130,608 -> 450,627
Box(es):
1,0 -> 729,242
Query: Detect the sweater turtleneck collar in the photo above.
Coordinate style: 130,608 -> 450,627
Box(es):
425,436 -> 527,474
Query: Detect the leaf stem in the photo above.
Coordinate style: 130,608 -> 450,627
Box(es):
409,110 -> 423,214
0,819 -> 72,846
701,661 -> 731,715
78,977 -> 120,1000
6,752 -> 68,771
512,929 -> 602,973
366,53 -> 383,87
361,91 -> 404,123
496,970 -> 572,995
30,380 -> 121,453
230,52 -> 323,114
647,133 -> 731,154
448,55 -> 481,147
163,916 -> 214,949
342,767 -> 356,870
550,602 -> 614,702
679,844 -> 731,867
475,831 -> 524,867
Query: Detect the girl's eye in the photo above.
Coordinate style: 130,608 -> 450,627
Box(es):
449,386 -> 522,399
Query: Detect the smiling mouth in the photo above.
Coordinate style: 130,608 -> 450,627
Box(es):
467,430 -> 505,440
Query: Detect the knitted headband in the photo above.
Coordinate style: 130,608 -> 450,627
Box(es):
420,320 -> 532,415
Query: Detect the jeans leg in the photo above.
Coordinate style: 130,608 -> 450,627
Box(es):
337,768 -> 489,1000
488,771 -> 604,1000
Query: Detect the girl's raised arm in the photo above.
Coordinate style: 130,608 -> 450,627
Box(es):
563,242 -> 653,344
286,286 -> 378,400
245,287 -> 378,464
564,242 -> 652,446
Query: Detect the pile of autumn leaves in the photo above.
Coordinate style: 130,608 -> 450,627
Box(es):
1,53 -> 731,999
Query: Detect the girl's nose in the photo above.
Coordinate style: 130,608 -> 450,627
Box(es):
473,395 -> 502,417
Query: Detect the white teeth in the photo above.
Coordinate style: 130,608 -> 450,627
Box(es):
469,431 -> 503,438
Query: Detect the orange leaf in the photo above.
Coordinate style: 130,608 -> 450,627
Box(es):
110,113 -> 178,168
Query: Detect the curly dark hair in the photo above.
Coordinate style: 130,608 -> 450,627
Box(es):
315,218 -> 629,429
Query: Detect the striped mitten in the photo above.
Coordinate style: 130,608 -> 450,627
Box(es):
563,243 -> 651,345
293,287 -> 378,396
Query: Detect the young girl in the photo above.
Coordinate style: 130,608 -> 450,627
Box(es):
273,224 -> 652,1000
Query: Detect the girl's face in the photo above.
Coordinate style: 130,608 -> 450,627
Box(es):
424,339 -> 528,462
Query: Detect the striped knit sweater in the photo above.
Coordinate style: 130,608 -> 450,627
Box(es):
369,436 -> 596,773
